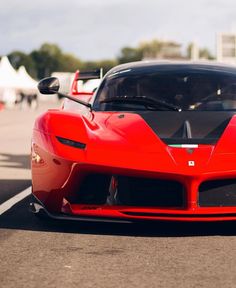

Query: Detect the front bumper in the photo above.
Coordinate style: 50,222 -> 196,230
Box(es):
30,195 -> 236,223
29,198 -> 132,223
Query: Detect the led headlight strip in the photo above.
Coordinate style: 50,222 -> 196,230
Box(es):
56,136 -> 86,149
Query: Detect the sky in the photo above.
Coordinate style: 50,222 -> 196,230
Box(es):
1,0 -> 236,60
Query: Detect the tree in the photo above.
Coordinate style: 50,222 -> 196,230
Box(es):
139,39 -> 182,59
82,59 -> 117,74
186,43 -> 215,60
30,43 -> 65,79
30,43 -> 85,78
7,51 -> 37,78
139,40 -> 162,59
60,53 -> 83,72
117,47 -> 143,64
199,48 -> 215,60
4,38 -> 216,82
97,59 -> 118,74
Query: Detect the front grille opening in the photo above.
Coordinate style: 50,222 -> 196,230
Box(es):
74,174 -> 111,205
199,179 -> 236,207
71,174 -> 185,207
115,176 -> 185,207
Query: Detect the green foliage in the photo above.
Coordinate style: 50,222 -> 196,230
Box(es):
199,48 -> 215,60
139,39 -> 182,59
117,47 -> 143,64
139,40 -> 162,58
8,51 -> 37,78
60,53 -> 83,72
186,43 -> 215,60
82,59 -> 118,74
30,43 -> 65,79
117,39 -> 183,64
5,40 -> 215,81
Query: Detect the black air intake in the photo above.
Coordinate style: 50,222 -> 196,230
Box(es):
116,176 -> 185,207
199,179 -> 236,207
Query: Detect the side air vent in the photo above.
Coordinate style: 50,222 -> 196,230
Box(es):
199,179 -> 236,207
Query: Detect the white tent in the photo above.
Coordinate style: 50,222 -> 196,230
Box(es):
17,66 -> 37,91
0,56 -> 20,88
0,56 -> 20,104
0,56 -> 39,105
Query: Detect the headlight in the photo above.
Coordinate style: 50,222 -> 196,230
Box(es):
56,136 -> 86,149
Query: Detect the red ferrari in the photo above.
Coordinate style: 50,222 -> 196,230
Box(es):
30,61 -> 236,222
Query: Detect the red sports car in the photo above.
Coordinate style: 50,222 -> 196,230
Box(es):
30,61 -> 236,222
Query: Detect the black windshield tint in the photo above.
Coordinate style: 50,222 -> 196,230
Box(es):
94,68 -> 236,111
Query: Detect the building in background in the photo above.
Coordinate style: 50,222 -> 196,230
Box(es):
189,42 -> 199,61
217,33 -> 236,65
157,42 -> 182,59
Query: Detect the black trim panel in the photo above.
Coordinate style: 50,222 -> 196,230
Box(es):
139,111 -> 234,144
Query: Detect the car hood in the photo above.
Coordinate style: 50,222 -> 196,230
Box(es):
36,109 -> 236,176
85,111 -> 236,175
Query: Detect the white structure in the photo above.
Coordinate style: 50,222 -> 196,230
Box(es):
189,42 -> 199,61
0,56 -> 38,105
0,56 -> 20,104
217,33 -> 236,65
51,72 -> 101,94
17,66 -> 37,91
51,72 -> 75,94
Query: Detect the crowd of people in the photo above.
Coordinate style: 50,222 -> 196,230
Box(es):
16,91 -> 38,110
0,89 -> 39,110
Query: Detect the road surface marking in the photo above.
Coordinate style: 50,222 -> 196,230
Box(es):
0,186 -> 31,215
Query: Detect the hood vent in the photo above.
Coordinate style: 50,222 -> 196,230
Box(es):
139,111 -> 234,145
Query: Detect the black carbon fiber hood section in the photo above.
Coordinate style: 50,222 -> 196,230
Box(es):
139,111 -> 235,144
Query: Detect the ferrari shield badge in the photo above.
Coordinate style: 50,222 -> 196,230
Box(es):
188,160 -> 195,166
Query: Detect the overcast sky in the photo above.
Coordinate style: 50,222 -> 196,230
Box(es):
1,0 -> 236,60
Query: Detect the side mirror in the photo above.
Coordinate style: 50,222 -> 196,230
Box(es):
38,76 -> 92,110
38,77 -> 60,94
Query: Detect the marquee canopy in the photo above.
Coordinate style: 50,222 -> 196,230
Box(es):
0,56 -> 38,103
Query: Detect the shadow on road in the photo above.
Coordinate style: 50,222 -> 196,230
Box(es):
0,180 -> 31,204
1,196 -> 236,237
0,153 -> 30,169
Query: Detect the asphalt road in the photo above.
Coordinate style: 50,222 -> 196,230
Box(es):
1,102 -> 236,288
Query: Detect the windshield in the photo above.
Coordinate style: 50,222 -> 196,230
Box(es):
94,68 -> 236,111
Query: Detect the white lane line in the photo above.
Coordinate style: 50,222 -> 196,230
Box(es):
0,186 -> 31,215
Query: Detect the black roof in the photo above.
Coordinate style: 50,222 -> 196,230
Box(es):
106,60 -> 236,77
